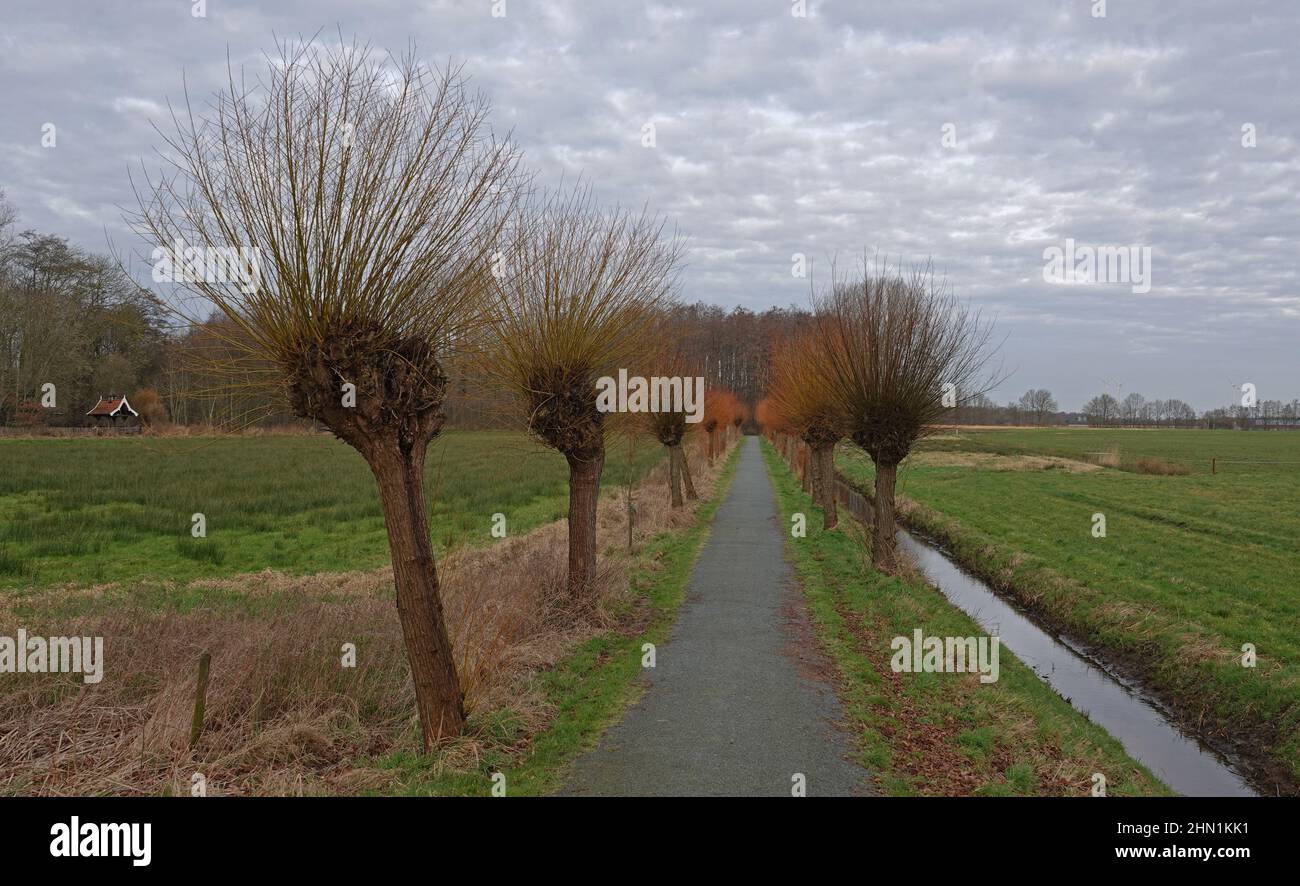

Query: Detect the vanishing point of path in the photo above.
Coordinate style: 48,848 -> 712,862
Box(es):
560,436 -> 871,797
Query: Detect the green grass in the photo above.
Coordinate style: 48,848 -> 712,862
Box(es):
837,427 -> 1300,788
762,440 -> 1168,796
0,432 -> 735,796
928,426 -> 1300,474
381,443 -> 743,796
0,431 -> 663,589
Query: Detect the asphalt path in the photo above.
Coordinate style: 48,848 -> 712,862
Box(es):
559,436 -> 870,796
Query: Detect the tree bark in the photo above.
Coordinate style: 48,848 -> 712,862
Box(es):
816,443 -> 838,529
668,444 -> 684,507
872,459 -> 899,572
800,444 -> 811,493
677,443 -> 698,500
565,447 -> 606,597
809,442 -> 824,504
371,445 -> 465,750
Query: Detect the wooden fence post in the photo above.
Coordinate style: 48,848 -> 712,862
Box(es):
189,651 -> 211,749
626,437 -> 635,552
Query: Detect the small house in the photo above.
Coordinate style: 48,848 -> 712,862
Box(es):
86,395 -> 140,427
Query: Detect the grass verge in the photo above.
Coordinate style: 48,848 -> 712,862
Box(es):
836,440 -> 1300,794
761,439 -> 1169,796
385,441 -> 743,796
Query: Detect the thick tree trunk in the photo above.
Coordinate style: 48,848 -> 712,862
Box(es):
809,442 -> 824,503
565,447 -> 606,597
668,444 -> 684,507
707,428 -> 715,464
816,443 -> 838,530
677,443 -> 698,500
286,329 -> 463,749
800,444 -> 811,493
872,460 -> 899,572
371,446 -> 465,750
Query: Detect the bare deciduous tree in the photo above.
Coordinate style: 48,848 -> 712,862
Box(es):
1018,388 -> 1058,425
641,330 -> 699,507
1084,393 -> 1120,425
1122,392 -> 1146,426
768,327 -> 843,529
485,185 -> 681,598
815,262 -> 998,571
702,387 -> 738,464
130,39 -> 523,747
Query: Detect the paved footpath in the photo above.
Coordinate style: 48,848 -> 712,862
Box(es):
559,436 -> 871,796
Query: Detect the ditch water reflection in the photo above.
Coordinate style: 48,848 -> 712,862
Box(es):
833,474 -> 1256,797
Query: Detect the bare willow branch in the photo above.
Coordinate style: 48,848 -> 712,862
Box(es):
812,257 -> 1000,567
126,36 -> 526,747
482,183 -> 683,595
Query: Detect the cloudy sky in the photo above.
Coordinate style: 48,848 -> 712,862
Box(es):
2,0 -> 1297,410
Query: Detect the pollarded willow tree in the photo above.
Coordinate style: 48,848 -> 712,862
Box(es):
702,387 -> 738,463
754,397 -> 776,437
130,39 -> 524,747
486,186 -> 682,598
755,393 -> 800,472
815,262 -> 997,571
641,333 -> 700,508
768,327 -> 844,530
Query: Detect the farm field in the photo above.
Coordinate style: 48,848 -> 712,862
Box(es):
836,427 -> 1300,791
0,430 -> 735,795
929,426 -> 1300,475
0,431 -> 665,589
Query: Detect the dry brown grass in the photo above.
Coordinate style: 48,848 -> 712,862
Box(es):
0,438 -> 735,796
1090,445 -> 1122,468
148,422 -> 325,437
1080,447 -> 1190,475
1132,457 -> 1191,476
908,452 -> 1100,473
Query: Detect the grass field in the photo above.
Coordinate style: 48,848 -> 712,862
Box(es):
0,430 -> 735,795
0,431 -> 664,589
931,426 -> 1300,475
762,440 -> 1169,796
836,427 -> 1300,792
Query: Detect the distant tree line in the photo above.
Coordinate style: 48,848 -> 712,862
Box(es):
1078,391 -> 1300,430
954,389 -> 1299,430
2,182 -> 813,432
0,188 -> 166,426
4,186 -> 1296,432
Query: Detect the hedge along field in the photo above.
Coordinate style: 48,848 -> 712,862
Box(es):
0,430 -> 665,589
835,428 -> 1300,791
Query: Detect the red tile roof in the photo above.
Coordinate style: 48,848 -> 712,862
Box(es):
86,396 -> 138,417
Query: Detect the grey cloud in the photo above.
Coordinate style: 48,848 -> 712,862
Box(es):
0,0 -> 1296,409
